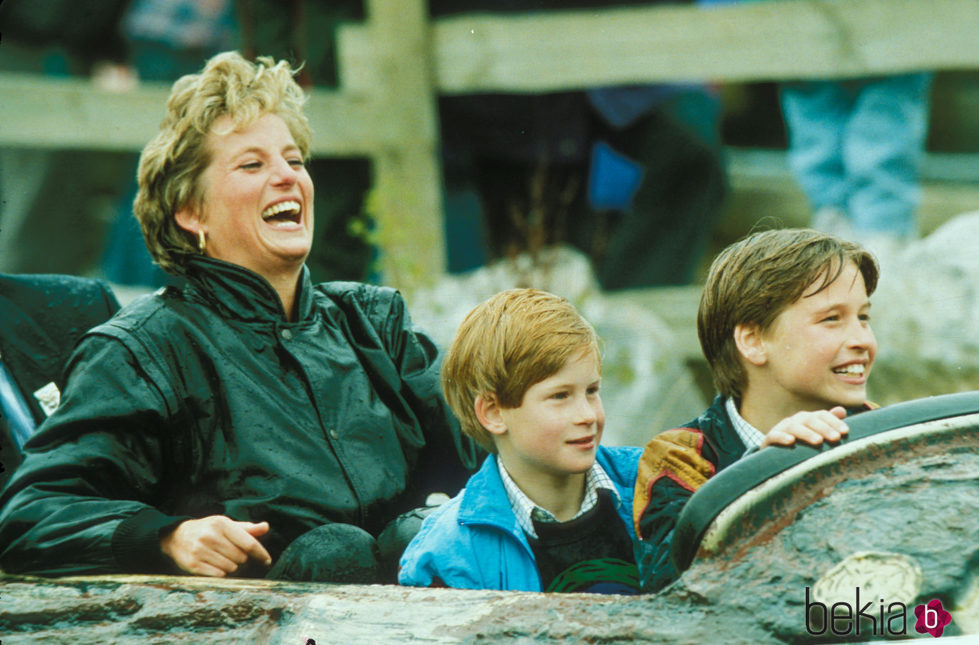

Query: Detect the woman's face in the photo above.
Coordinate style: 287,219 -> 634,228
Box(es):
177,112 -> 314,280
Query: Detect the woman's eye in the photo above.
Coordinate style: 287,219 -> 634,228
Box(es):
587,385 -> 600,396
821,315 -> 840,323
241,161 -> 262,170
288,159 -> 305,168
551,391 -> 569,400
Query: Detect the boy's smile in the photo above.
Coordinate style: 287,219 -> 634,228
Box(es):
492,349 -> 604,513
746,260 -> 876,428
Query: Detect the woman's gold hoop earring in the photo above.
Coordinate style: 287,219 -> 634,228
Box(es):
197,229 -> 206,254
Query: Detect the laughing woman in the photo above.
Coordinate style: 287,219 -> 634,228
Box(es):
0,52 -> 477,582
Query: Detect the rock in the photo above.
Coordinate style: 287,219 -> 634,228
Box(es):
404,245 -> 706,446
871,211 -> 979,403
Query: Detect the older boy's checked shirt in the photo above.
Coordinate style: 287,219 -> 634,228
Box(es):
498,460 -> 618,538
725,397 -> 765,454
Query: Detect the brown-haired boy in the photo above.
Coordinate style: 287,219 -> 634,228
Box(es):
634,228 -> 879,591
399,288 -> 643,593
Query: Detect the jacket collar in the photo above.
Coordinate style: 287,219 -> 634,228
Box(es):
700,395 -> 749,470
457,454 -> 524,535
456,448 -> 633,537
183,255 -> 314,323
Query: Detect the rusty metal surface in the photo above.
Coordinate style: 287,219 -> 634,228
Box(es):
671,393 -> 979,572
697,416 -> 979,561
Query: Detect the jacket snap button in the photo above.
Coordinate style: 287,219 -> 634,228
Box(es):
280,329 -> 293,341
329,429 -> 339,440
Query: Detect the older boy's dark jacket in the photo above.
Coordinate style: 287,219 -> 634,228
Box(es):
633,394 -> 875,593
0,257 -> 477,576
0,273 -> 120,489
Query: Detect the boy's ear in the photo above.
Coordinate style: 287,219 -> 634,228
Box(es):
474,394 -> 507,437
734,323 -> 768,367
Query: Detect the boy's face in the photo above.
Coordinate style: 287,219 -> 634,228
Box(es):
756,261 -> 876,415
496,349 -> 604,485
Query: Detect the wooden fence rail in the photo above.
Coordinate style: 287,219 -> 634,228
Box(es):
1,0 -> 977,285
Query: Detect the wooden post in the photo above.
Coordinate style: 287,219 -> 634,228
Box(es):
363,0 -> 445,289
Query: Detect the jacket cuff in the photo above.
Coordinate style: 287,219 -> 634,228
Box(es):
112,507 -> 189,573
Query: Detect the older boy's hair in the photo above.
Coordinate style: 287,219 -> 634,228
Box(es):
441,289 -> 600,452
698,228 -> 879,401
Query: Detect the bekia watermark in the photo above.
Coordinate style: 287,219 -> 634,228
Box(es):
806,586 -> 953,638
806,551 -> 954,638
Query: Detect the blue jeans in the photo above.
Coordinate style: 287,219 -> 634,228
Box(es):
780,72 -> 933,237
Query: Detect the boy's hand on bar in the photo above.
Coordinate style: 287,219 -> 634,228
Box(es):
761,407 -> 849,448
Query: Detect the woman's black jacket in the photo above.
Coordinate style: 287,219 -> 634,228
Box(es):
0,257 -> 478,575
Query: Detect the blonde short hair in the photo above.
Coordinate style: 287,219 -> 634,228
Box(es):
698,228 -> 879,401
134,51 -> 311,275
441,289 -> 600,452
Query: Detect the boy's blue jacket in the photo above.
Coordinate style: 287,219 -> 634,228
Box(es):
398,445 -> 642,591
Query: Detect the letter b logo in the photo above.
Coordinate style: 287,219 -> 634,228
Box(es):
914,599 -> 952,638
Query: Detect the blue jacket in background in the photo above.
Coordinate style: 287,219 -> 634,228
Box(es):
399,445 -> 642,591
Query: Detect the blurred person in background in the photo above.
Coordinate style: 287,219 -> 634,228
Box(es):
700,0 -> 933,264
100,0 -> 239,288
0,0 -> 132,276
431,0 -> 727,289
781,72 -> 933,264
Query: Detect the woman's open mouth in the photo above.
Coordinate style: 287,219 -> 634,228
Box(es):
262,200 -> 302,227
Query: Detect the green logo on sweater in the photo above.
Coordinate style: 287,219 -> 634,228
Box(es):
545,557 -> 639,595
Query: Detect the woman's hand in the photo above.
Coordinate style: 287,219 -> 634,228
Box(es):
160,515 -> 272,576
761,407 -> 849,448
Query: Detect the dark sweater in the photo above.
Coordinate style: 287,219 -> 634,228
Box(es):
529,489 -> 639,595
